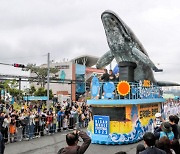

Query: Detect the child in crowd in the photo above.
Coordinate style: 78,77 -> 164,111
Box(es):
63,115 -> 69,130
9,115 -> 16,143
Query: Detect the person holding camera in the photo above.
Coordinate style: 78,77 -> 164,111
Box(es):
57,130 -> 91,154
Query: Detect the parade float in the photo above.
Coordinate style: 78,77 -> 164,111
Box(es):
87,63 -> 165,144
86,10 -> 179,144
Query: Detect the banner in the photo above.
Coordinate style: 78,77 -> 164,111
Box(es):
94,115 -> 110,135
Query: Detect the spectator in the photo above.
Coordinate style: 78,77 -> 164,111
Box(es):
136,144 -> 145,154
2,114 -> 10,143
169,115 -> 178,139
109,70 -> 116,81
69,108 -> 74,129
156,136 -> 175,154
29,112 -> 35,139
153,113 -> 163,130
0,131 -> 5,154
52,112 -> 57,133
101,69 -> 109,82
57,109 -> 63,132
0,99 -> 91,144
40,112 -> 46,136
63,115 -> 69,131
115,73 -> 119,82
23,112 -> 30,139
0,113 -> 5,133
78,112 -> 84,128
173,115 -> 180,139
57,130 -> 91,154
139,132 -> 166,154
9,115 -> 16,143
16,112 -> 23,141
171,139 -> 180,154
34,112 -> 40,137
46,111 -> 53,134
159,122 -> 174,141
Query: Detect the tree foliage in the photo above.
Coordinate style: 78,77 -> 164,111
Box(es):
24,64 -> 59,87
34,87 -> 53,99
0,80 -> 23,100
29,85 -> 36,96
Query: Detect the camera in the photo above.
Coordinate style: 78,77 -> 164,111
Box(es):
73,130 -> 79,141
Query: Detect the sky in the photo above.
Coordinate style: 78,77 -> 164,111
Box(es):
0,0 -> 180,84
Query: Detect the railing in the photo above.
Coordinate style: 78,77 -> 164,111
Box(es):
91,81 -> 163,100
2,115 -> 90,143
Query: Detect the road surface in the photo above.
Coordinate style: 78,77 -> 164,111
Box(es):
5,130 -> 143,154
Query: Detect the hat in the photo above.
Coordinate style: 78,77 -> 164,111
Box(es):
161,122 -> 172,133
155,113 -> 161,118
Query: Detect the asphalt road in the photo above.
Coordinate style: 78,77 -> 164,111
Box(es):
5,130 -> 143,154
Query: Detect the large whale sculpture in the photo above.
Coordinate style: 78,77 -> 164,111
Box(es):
97,10 -> 179,86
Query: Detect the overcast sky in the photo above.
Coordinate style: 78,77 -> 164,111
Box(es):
0,0 -> 180,84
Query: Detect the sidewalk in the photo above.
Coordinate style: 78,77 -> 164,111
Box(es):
5,131 -> 68,154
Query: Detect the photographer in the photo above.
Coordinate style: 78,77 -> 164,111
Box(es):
58,130 -> 91,154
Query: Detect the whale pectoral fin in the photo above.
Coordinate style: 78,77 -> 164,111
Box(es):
96,50 -> 114,69
132,47 -> 163,72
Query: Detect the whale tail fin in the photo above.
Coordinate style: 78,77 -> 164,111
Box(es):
153,67 -> 163,72
157,81 -> 180,86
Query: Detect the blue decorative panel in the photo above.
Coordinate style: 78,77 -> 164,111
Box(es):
94,115 -> 110,135
103,82 -> 115,99
91,76 -> 100,97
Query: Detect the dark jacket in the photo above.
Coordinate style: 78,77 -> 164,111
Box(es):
139,147 -> 166,154
101,73 -> 109,82
170,123 -> 178,139
58,131 -> 91,154
0,116 -> 4,132
109,73 -> 116,81
177,124 -> 180,139
0,132 -> 5,154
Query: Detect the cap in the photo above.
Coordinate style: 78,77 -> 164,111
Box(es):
155,113 -> 161,118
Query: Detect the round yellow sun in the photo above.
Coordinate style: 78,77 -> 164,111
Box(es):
117,81 -> 130,96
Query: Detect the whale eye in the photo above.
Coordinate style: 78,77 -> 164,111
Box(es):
111,17 -> 114,21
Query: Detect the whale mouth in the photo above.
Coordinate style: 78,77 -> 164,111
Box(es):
101,11 -> 130,40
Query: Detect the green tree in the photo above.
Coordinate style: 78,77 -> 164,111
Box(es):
45,89 -> 54,100
34,87 -> 53,100
24,64 -> 59,88
9,88 -> 23,97
34,87 -> 45,96
0,80 -> 23,101
2,80 -> 11,92
29,86 -> 36,96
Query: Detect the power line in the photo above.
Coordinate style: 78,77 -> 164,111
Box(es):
0,62 -> 13,66
0,54 -> 47,61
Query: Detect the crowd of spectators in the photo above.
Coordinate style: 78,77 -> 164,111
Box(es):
163,99 -> 180,120
136,112 -> 180,154
0,100 -> 91,144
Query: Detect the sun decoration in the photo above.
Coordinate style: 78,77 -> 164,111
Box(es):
117,81 -> 130,96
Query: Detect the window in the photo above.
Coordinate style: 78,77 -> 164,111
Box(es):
92,107 -> 126,121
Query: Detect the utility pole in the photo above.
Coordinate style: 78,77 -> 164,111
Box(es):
110,63 -> 112,70
47,53 -> 50,110
19,77 -> 21,101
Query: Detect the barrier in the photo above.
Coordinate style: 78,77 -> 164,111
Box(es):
1,114 -> 90,143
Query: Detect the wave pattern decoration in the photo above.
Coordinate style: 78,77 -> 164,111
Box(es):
88,119 -> 153,144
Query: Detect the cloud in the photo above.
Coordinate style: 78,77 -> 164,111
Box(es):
0,0 -> 179,83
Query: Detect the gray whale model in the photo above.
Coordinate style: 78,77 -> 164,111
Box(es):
96,10 -> 179,86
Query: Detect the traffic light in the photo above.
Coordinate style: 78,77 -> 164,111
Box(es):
13,63 -> 25,68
